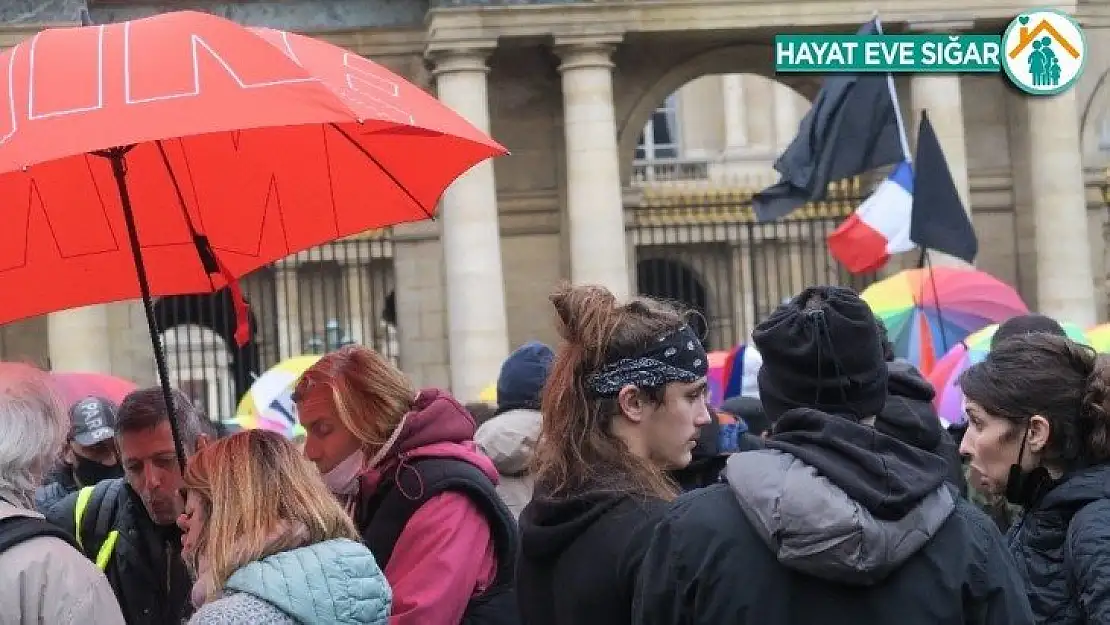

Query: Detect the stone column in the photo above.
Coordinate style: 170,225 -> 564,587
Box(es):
908,23 -> 974,268
556,36 -> 631,300
909,75 -> 971,209
429,46 -> 510,402
342,262 -> 366,347
773,85 -> 798,151
273,264 -> 301,359
48,306 -> 112,373
1027,91 -> 1097,326
722,74 -> 748,154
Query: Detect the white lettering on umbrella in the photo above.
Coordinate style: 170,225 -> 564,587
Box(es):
122,20 -> 317,104
339,52 -> 414,125
27,25 -> 106,120
0,45 -> 19,146
0,19 -> 425,148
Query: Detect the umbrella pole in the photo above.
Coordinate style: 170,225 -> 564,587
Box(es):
102,147 -> 188,474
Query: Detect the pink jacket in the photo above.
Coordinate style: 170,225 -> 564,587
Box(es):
358,388 -> 500,625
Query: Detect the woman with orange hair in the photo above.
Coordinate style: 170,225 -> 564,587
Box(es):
178,429 -> 391,624
293,345 -> 517,625
516,282 -> 712,625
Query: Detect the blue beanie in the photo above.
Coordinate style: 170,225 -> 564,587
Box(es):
496,341 -> 555,412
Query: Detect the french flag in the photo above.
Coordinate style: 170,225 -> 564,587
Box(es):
827,161 -> 915,274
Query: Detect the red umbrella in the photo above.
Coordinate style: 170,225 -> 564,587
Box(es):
52,372 -> 138,407
0,11 -> 506,468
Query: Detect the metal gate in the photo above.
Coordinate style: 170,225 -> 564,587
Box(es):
154,233 -> 397,420
632,179 -> 875,351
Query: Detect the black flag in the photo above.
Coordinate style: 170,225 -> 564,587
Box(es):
909,111 -> 978,264
754,19 -> 904,221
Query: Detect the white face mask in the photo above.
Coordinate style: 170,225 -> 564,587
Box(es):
322,450 -> 366,496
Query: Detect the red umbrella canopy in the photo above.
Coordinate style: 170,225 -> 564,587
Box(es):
52,372 -> 138,407
0,11 -> 506,326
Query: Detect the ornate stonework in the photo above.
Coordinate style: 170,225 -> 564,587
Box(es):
87,0 -> 425,29
0,0 -> 87,25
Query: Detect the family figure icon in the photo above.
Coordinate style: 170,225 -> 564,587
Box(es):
1028,37 -> 1061,87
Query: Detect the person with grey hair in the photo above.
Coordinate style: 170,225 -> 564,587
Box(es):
0,362 -> 125,624
46,386 -> 214,625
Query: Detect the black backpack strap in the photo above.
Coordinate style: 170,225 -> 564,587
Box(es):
362,458 -> 519,583
0,515 -> 79,554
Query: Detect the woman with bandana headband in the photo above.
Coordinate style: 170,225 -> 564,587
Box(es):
292,346 -> 519,625
516,282 -> 712,625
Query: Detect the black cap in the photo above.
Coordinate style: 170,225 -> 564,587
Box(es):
991,314 -> 1067,350
70,397 -> 118,447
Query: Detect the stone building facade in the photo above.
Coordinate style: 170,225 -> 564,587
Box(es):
1,0 -> 1108,416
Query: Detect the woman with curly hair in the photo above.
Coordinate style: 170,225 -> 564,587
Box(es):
961,333 -> 1110,623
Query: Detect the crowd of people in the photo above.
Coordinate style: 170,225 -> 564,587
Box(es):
1,282 -> 1109,624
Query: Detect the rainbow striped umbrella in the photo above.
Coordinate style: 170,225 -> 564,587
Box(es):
1088,324 -> 1110,353
928,321 -> 1089,426
862,268 -> 1028,376
233,354 -> 321,439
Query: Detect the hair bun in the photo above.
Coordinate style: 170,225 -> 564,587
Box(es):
1082,351 -> 1110,460
549,282 -> 619,348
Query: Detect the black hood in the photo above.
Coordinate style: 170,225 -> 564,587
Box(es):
1039,463 -> 1110,513
767,407 -> 950,520
519,485 -> 633,560
885,359 -> 933,402
876,359 -> 945,452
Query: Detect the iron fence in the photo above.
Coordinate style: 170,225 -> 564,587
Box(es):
155,234 -> 397,421
631,179 -> 876,351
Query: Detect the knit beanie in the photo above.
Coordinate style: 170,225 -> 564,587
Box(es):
753,286 -> 888,422
496,341 -> 555,412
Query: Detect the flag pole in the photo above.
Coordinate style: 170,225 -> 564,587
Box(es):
876,11 -> 950,367
872,12 -> 912,163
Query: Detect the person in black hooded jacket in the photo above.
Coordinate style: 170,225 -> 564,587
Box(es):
517,283 -> 712,625
633,286 -> 1032,625
873,319 -> 967,497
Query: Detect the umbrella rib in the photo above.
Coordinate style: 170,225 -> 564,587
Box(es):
329,123 -> 435,221
155,140 -> 218,293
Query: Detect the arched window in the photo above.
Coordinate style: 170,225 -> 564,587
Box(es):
1100,116 -> 1110,154
635,94 -> 680,162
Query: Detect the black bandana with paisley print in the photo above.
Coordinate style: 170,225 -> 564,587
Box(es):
585,325 -> 709,397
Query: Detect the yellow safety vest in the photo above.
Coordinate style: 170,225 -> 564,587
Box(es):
74,485 -> 119,571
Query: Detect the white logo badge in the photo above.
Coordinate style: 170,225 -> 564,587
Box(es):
1001,9 -> 1086,95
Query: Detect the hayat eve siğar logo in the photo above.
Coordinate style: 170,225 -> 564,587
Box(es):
1001,8 -> 1087,95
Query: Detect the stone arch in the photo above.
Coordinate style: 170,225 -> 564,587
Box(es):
636,257 -> 710,341
1080,68 -> 1110,162
616,43 -> 820,183
152,291 -> 261,411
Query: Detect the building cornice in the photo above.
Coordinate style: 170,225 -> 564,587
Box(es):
314,28 -> 427,58
0,26 -> 65,48
426,0 -> 1054,47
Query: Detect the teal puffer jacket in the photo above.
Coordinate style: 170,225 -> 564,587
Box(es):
190,538 -> 391,625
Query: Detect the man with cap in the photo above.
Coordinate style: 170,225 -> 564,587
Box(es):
633,286 -> 1032,625
35,396 -> 123,513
